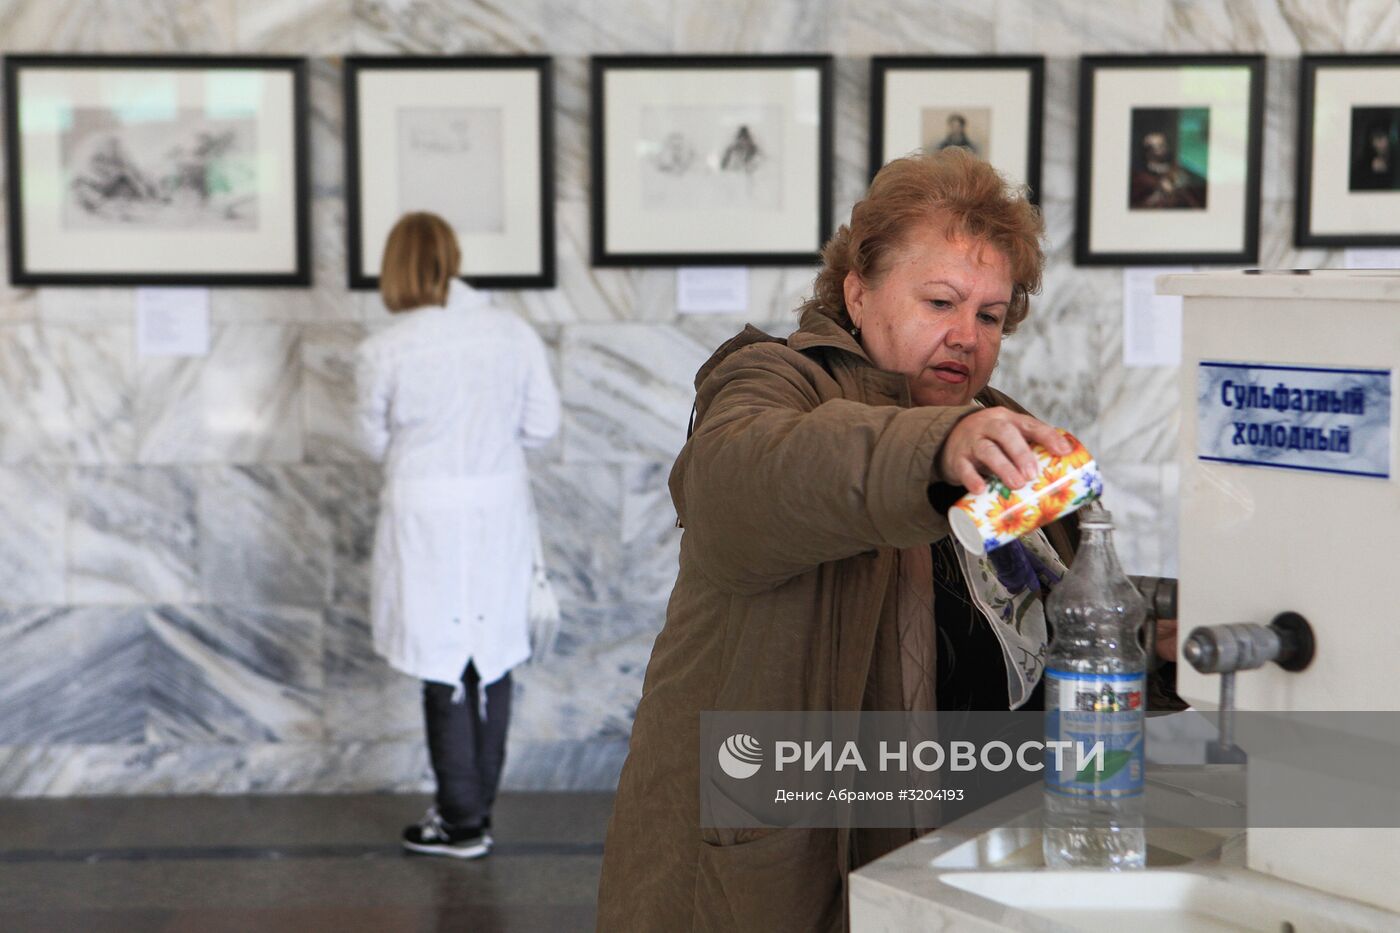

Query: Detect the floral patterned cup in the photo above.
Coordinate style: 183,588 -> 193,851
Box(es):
947,429 -> 1103,555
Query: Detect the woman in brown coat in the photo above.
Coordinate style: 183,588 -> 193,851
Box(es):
596,148 -> 1180,931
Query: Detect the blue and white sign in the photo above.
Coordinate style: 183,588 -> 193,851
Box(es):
1197,362 -> 1392,479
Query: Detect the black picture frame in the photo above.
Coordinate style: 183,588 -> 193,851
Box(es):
1075,54 -> 1265,266
590,54 -> 834,267
343,55 -> 555,290
3,54 -> 310,287
869,56 -> 1044,203
1296,54 -> 1400,248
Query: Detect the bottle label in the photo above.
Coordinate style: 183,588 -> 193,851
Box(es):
1043,669 -> 1145,798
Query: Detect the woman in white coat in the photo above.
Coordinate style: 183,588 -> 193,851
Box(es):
354,212 -> 560,859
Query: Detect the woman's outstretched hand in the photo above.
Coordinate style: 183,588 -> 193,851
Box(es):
938,408 -> 1072,494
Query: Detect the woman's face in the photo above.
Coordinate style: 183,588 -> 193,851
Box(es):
844,223 -> 1013,407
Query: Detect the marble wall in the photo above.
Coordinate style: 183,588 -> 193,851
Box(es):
0,0 -> 1391,796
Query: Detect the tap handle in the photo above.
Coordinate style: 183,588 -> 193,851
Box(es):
1129,575 -> 1178,621
1182,612 -> 1315,675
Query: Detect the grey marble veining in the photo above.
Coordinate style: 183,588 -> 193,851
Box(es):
322,675 -> 423,742
305,57 -> 348,198
136,324 -> 303,464
0,323 -> 134,464
209,202 -> 356,323
1342,0 -> 1400,49
561,323 -> 716,463
323,608 -> 381,689
0,295 -> 37,325
322,461 -> 381,611
834,55 -> 871,224
0,466 -> 66,606
1096,461 -> 1166,576
1258,199 -> 1338,270
352,0 -> 545,53
499,737 -> 631,791
619,462 -> 682,603
67,466 -> 199,604
198,466 -> 334,607
234,0 -> 353,54
672,0 -> 833,52
0,739 -> 433,796
507,200 -> 680,325
0,225 -> 38,323
992,312 -> 1101,450
545,55 -> 590,205
996,0 -> 1167,53
1165,0 -> 1342,53
1160,462 -> 1180,577
302,323 -> 371,464
513,602 -> 665,742
1034,201 -> 1119,331
0,743 -> 249,797
146,604 -> 324,744
241,739 -> 431,793
1038,57 -> 1078,205
530,462 -> 624,604
1261,56 -> 1298,206
0,0 -> 237,52
542,0 -> 675,54
36,287 -> 133,325
1091,289 -> 1182,465
838,0 -> 996,54
0,607 -> 146,745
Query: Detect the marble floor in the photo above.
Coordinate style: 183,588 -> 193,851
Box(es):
0,792 -> 613,932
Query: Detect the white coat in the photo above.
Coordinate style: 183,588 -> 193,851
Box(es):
353,279 -> 560,687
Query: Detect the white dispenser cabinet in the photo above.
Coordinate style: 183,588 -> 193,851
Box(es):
1161,269 -> 1400,913
849,270 -> 1400,930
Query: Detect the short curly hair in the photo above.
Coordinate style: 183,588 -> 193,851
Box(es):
802,148 -> 1044,335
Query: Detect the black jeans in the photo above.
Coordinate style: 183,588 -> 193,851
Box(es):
422,661 -> 513,829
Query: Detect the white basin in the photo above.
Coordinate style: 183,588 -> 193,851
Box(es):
943,869 -> 1388,933
849,777 -> 1400,933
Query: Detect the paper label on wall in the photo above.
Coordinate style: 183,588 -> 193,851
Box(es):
677,267 -> 749,314
136,287 -> 210,357
1197,361 -> 1392,479
1123,267 -> 1190,367
1344,249 -> 1400,270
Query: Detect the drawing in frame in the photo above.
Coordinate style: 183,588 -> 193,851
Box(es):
1075,55 -> 1265,266
870,56 -> 1044,203
345,56 -> 554,290
3,54 -> 309,286
1296,54 -> 1400,248
590,54 -> 833,267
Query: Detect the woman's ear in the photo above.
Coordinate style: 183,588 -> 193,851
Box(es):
843,270 -> 866,329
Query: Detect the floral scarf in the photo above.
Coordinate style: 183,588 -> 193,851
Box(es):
951,529 -> 1067,709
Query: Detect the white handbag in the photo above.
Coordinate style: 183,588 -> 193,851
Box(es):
526,492 -> 561,663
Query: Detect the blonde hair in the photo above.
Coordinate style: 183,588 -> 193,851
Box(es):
803,148 -> 1044,335
379,212 -> 462,312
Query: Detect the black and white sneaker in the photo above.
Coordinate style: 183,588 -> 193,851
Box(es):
482,814 -> 493,848
401,808 -> 489,859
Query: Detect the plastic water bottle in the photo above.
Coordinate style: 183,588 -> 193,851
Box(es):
1042,504 -> 1148,870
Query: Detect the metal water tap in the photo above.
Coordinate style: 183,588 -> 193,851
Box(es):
1181,612 -> 1316,763
1129,575 -> 1179,672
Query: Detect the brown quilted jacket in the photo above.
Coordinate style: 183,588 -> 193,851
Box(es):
595,307 -> 1176,932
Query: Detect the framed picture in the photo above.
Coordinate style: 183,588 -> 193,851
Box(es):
344,56 -> 554,290
3,55 -> 309,286
590,54 -> 833,267
1296,55 -> 1400,247
1075,55 -> 1265,266
870,56 -> 1044,202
